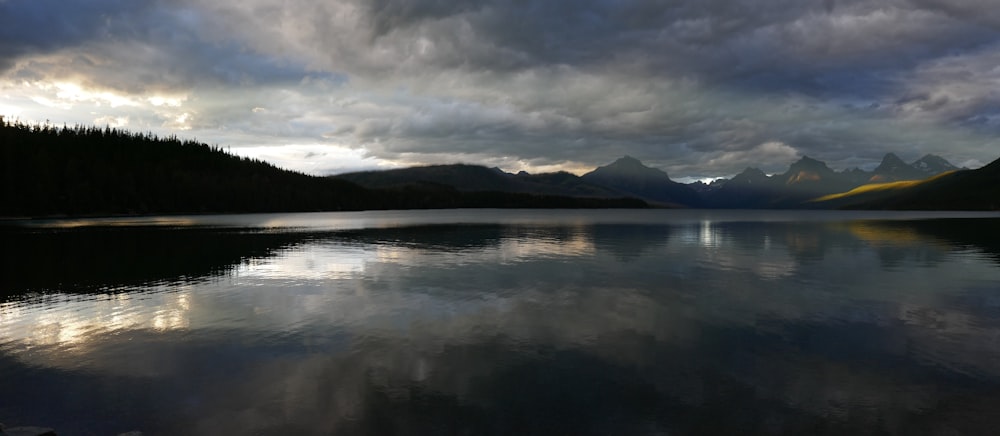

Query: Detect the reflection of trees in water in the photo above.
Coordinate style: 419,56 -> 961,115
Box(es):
897,218 -> 1000,264
840,218 -> 1000,268
0,227 -> 317,296
5,217 -> 996,299
700,220 -> 989,268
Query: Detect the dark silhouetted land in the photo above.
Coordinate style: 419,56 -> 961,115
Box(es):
3,118 -> 998,216
0,120 -> 646,217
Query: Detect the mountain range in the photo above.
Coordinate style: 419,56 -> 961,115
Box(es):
699,152 -> 962,208
3,118 -> 996,214
336,156 -> 703,207
335,152 -> 998,210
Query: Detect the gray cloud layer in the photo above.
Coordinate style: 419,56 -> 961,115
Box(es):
2,0 -> 1000,177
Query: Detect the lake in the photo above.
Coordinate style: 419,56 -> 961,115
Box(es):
3,209 -> 1000,435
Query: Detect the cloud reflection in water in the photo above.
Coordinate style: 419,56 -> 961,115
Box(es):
2,211 -> 1000,435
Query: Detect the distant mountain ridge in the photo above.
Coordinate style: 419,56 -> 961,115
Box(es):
334,152 -> 984,210
699,153 -> 966,208
812,158 -> 998,210
336,156 -> 702,207
335,164 -> 628,199
912,154 -> 959,175
579,156 -> 701,206
869,153 -> 928,182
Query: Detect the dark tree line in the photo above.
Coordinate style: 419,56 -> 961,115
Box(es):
0,118 -> 376,216
0,118 -> 645,217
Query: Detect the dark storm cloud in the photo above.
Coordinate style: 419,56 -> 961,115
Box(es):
4,0 -> 1000,177
349,0 -> 989,83
910,0 -> 1000,30
0,0 -> 148,71
253,0 -> 999,174
0,0 -> 314,93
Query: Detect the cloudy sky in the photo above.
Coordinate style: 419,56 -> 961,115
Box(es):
2,0 -> 1000,180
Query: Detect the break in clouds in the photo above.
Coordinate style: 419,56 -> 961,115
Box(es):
2,0 -> 1000,179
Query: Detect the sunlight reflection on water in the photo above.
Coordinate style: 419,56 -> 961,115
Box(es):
2,209 -> 1000,435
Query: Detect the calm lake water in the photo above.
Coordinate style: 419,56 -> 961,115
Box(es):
3,209 -> 1000,435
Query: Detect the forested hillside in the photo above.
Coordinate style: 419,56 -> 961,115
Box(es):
0,119 -> 376,216
823,156 -> 1000,210
0,120 -> 645,217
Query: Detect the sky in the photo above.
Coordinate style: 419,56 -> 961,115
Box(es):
2,0 -> 1000,181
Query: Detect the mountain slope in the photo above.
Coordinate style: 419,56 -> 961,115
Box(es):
335,164 -> 629,199
809,154 -> 1000,210
335,164 -> 523,192
869,153 -> 927,182
835,158 -> 1000,210
580,156 -> 700,206
705,156 -> 858,208
514,171 -> 628,198
704,167 -> 775,208
773,156 -> 855,196
809,175 -> 951,207
911,154 -> 959,176
704,154 -> 974,209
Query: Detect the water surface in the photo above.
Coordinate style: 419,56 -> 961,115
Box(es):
3,209 -> 1000,435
